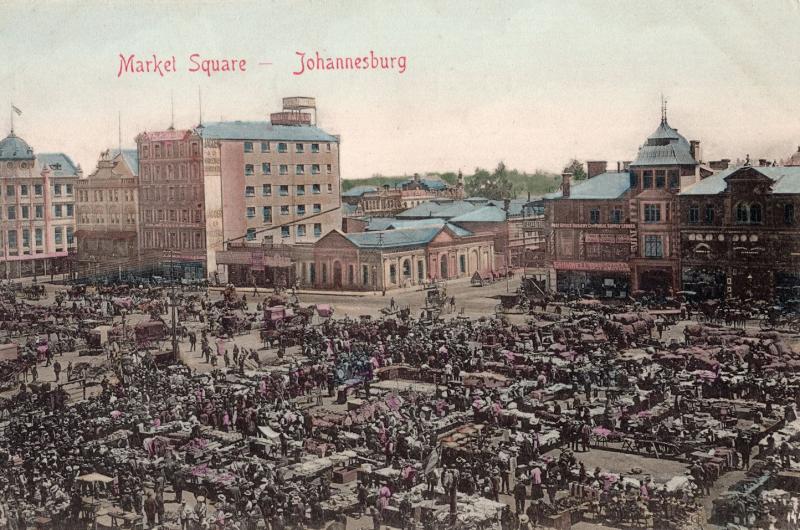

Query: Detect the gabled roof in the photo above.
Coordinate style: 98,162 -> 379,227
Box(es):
680,165 -> 800,195
199,121 -> 338,142
450,205 -> 507,223
37,153 -> 79,177
365,217 -> 397,231
342,185 -> 378,197
110,148 -> 139,176
544,172 -> 631,200
396,200 -> 478,219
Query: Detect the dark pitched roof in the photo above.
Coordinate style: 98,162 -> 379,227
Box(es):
544,172 -> 631,200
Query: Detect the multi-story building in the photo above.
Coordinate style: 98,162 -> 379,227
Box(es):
207,97 -> 343,285
136,129 -> 206,279
0,131 -> 79,279
679,162 -> 800,301
75,149 -> 139,279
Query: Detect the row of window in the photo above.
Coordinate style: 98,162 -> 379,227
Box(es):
243,141 -> 332,154
0,227 -> 74,248
245,183 -> 333,197
0,204 -> 73,220
143,209 -> 204,224
139,185 -> 201,202
77,189 -> 135,203
245,223 -> 323,240
0,183 -> 72,197
588,208 -> 625,224
79,213 -> 136,225
142,230 -> 204,250
245,163 -> 333,176
245,203 -> 323,221
140,163 -> 202,181
140,142 -> 201,159
632,170 -> 680,190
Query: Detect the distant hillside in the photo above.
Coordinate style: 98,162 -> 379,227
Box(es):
343,168 -> 560,198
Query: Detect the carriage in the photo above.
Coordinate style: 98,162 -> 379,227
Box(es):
134,320 -> 168,348
495,293 -> 525,315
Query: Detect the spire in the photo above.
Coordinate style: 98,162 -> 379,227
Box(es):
197,87 -> 204,128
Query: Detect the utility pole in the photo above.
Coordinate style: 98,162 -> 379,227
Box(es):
379,232 -> 386,296
165,250 -> 179,363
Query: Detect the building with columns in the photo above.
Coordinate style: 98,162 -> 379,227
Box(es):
0,131 -> 78,279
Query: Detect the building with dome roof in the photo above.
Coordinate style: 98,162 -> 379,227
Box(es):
0,130 -> 79,279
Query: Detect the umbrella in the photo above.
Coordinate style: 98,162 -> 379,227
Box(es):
77,473 -> 115,483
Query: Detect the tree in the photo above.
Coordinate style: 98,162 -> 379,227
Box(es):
465,162 -> 515,200
564,159 -> 587,180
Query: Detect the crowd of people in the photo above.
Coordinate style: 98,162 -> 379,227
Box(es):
0,279 -> 798,530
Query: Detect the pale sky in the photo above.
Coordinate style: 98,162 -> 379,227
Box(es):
1,0 -> 799,178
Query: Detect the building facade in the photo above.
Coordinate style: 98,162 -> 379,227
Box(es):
75,149 -> 139,279
136,129 -> 206,279
679,164 -> 800,301
0,131 -> 78,279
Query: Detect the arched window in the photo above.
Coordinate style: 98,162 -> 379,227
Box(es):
735,202 -> 749,224
402,259 -> 411,278
749,203 -> 762,224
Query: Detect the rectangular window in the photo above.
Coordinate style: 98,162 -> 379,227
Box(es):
297,185 -> 305,196
705,204 -> 715,224
297,205 -> 306,216
326,164 -> 332,174
278,142 -> 287,153
66,204 -> 74,217
281,226 -> 290,238
313,223 -> 322,237
7,230 -> 16,247
54,228 -> 62,245
589,209 -> 600,224
35,205 -> 43,219
21,206 -> 29,219
655,170 -> 666,188
19,184 -> 28,196
688,205 -> 699,224
642,170 -> 653,188
643,204 -> 661,223
313,203 -> 321,214
7,206 -> 16,220
312,184 -> 321,194
260,141 -> 270,153
35,228 -> 42,247
54,184 -> 62,196
261,163 -> 271,175
246,228 -> 256,240
326,143 -> 331,152
66,227 -> 74,244
66,184 -> 73,195
311,164 -> 320,174
6,185 -> 14,196
279,164 -> 288,175
245,186 -> 255,197
668,170 -> 680,188
262,184 -> 272,196
295,143 -> 304,153
22,229 -> 30,248
311,143 -> 319,153
327,183 -> 333,193
245,164 -> 254,176
644,235 -> 664,258
297,224 -> 306,237
279,185 -> 289,196
280,205 -> 289,215
262,206 -> 272,223
296,164 -> 304,175
785,204 -> 795,226
246,207 -> 256,218
244,141 -> 254,153
34,184 -> 42,196
610,208 -> 622,224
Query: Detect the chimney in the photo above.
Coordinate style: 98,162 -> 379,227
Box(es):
617,161 -> 621,172
586,160 -> 607,179
758,158 -> 768,167
561,172 -> 572,198
690,140 -> 702,162
622,161 -> 632,171
413,173 -> 420,182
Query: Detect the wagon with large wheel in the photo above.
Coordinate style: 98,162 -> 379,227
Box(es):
495,293 -> 524,315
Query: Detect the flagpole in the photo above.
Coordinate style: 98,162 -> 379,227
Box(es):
10,103 -> 13,134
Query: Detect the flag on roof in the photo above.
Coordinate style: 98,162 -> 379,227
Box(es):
11,105 -> 21,116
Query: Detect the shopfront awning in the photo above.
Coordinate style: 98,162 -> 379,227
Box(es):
553,261 -> 630,273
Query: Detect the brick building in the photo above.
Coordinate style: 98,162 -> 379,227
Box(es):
136,129 -> 206,279
75,149 -> 139,279
0,131 -> 78,279
679,163 -> 800,301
